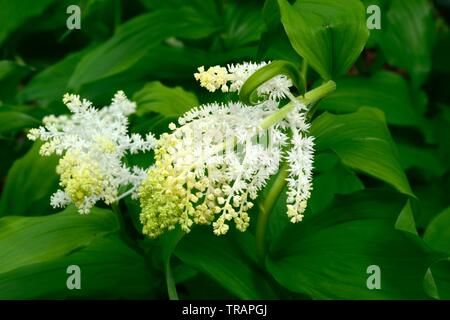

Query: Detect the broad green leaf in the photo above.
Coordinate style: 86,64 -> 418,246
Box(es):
0,236 -> 158,299
277,0 -> 369,80
379,0 -> 435,88
428,259 -> 450,300
266,189 -> 439,299
19,50 -> 85,104
175,228 -> 278,299
310,107 -> 413,197
424,207 -> 450,254
415,183 -> 449,230
68,9 -> 218,89
266,153 -> 363,247
0,111 -> 39,134
0,142 -> 59,216
222,2 -> 264,49
0,206 -> 118,274
0,0 -> 54,45
317,71 -> 424,127
309,158 -> 364,214
133,82 -> 198,117
397,143 -> 446,177
79,44 -> 257,103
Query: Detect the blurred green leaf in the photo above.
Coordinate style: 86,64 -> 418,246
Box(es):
0,111 -> 39,134
379,0 -> 435,88
175,228 -> 279,299
424,207 -> 450,254
0,142 -> 59,216
415,183 -> 449,230
311,107 -> 413,197
428,259 -> 450,300
133,82 -> 198,117
0,235 -> 157,299
277,0 -> 369,80
0,60 -> 30,102
0,0 -> 54,45
0,205 -> 118,274
19,51 -> 85,104
317,71 -> 425,128
397,143 -> 446,177
309,158 -> 364,214
222,2 -> 264,49
266,189 -> 439,299
68,8 -> 218,89
266,154 -> 363,247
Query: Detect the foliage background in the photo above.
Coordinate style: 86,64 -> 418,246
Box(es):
0,0 -> 449,299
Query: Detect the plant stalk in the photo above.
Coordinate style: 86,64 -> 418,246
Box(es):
260,80 -> 336,129
255,163 -> 289,263
255,80 -> 336,264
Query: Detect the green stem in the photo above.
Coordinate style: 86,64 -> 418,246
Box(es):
256,163 -> 289,263
260,80 -> 336,129
255,80 -> 336,263
111,201 -> 121,216
166,261 -> 179,300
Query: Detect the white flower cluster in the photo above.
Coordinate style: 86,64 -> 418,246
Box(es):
27,60 -> 316,237
285,104 -> 315,222
139,97 -> 314,237
194,61 -> 293,101
28,91 -> 155,213
140,101 -> 283,237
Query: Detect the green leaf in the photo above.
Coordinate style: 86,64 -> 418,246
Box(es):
0,0 -> 54,45
133,82 -> 198,117
397,143 -> 446,177
266,189 -> 439,299
0,142 -> 59,216
0,60 -> 30,102
415,183 -> 449,230
310,107 -> 413,197
428,259 -> 450,300
266,153 -> 363,247
309,155 -> 364,214
222,2 -> 264,49
0,205 -> 118,274
68,9 -> 218,89
175,228 -> 278,299
19,50 -> 85,104
0,111 -> 39,134
424,207 -> 450,254
379,0 -> 435,88
277,0 -> 369,80
0,236 -> 157,299
317,71 -> 424,127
